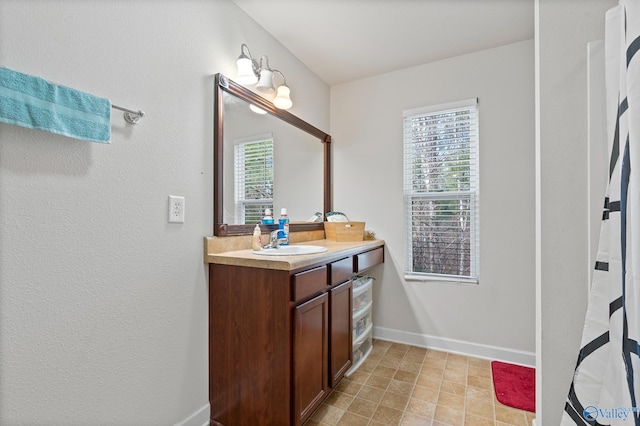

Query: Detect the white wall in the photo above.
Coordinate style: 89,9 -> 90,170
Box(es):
0,1 -> 329,424
331,40 -> 536,364
2,1 -> 618,424
536,0 -> 616,424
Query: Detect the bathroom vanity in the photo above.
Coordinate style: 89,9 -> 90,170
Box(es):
205,239 -> 383,426
207,73 -> 384,424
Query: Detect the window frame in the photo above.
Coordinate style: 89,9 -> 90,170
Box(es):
402,98 -> 479,284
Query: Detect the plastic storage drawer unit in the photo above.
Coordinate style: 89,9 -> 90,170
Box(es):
353,305 -> 372,341
351,328 -> 373,368
345,276 -> 375,377
352,277 -> 373,315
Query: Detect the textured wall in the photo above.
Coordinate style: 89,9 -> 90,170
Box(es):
0,1 -> 329,424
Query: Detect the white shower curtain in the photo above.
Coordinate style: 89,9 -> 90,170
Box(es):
562,1 -> 640,425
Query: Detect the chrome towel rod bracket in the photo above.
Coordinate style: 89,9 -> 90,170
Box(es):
112,104 -> 145,124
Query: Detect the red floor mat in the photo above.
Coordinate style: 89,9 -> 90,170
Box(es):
491,361 -> 535,412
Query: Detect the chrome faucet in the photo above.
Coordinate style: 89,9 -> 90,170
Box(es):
263,230 -> 286,249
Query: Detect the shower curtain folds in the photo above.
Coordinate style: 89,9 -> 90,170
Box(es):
562,1 -> 640,425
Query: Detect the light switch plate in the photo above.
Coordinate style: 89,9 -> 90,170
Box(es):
168,195 -> 185,223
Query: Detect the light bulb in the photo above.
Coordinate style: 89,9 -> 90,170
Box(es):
256,69 -> 275,96
273,85 -> 292,109
236,56 -> 257,85
249,104 -> 268,114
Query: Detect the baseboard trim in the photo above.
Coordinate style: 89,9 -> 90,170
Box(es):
174,403 -> 210,426
373,326 -> 535,367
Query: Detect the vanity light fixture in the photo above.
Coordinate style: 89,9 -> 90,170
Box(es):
236,44 -> 259,85
235,43 -> 293,110
255,62 -> 275,96
272,70 -> 292,110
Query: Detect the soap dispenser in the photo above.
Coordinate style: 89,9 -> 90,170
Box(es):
278,208 -> 289,245
252,224 -> 262,251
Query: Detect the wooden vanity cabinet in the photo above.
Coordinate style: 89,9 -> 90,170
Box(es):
291,260 -> 353,424
293,291 -> 328,423
328,257 -> 354,387
209,265 -> 292,426
209,245 -> 383,426
291,265 -> 330,424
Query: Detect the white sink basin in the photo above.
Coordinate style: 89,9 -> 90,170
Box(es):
253,245 -> 328,256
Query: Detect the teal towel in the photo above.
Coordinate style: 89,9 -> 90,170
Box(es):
0,67 -> 111,143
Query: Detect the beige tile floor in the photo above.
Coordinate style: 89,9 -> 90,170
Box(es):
304,340 -> 536,426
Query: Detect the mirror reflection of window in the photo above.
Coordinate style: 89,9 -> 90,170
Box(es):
234,134 -> 274,225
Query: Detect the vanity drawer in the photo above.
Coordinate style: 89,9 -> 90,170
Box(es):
354,247 -> 384,273
330,257 -> 353,286
292,266 -> 328,302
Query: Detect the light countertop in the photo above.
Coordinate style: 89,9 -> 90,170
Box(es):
204,238 -> 384,271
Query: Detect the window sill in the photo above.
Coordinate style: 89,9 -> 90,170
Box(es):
404,273 -> 479,285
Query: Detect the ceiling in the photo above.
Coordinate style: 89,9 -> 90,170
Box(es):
233,0 -> 535,86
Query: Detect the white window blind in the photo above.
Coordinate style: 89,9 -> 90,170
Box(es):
234,135 -> 274,224
403,99 -> 479,283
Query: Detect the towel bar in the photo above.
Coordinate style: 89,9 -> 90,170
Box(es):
112,104 -> 145,124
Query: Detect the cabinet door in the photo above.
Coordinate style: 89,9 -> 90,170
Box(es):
293,292 -> 329,426
329,280 -> 352,387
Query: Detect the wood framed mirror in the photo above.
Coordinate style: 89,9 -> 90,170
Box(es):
214,73 -> 332,236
